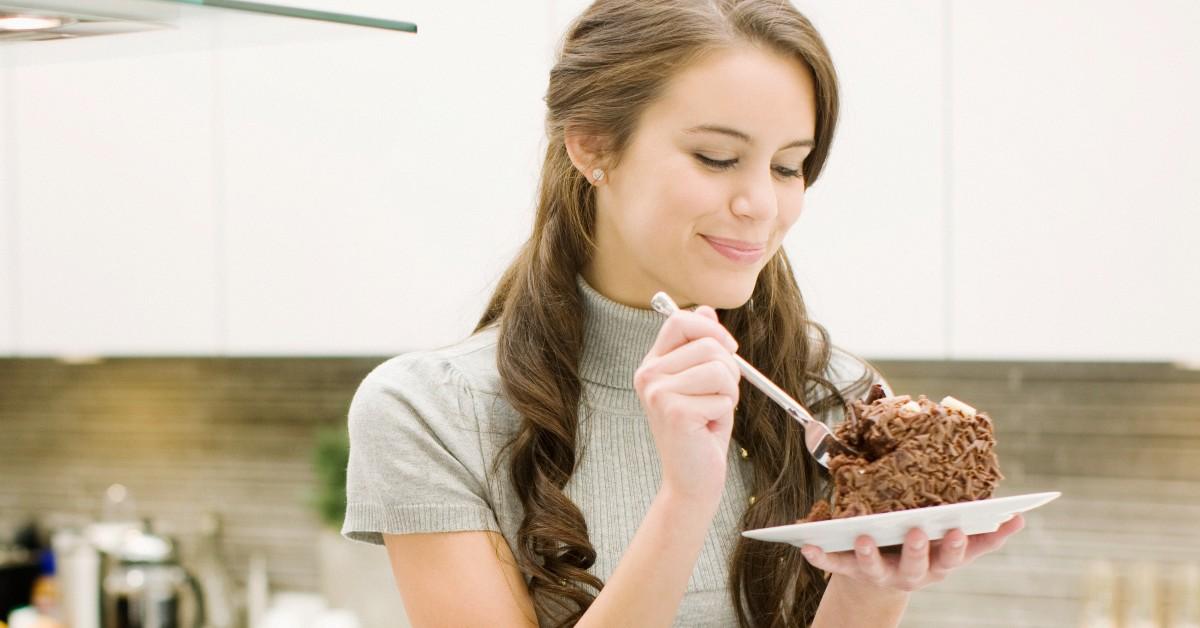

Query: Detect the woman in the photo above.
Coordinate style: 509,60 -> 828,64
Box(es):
342,1 -> 1024,626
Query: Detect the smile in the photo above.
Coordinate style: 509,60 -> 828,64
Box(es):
701,235 -> 766,264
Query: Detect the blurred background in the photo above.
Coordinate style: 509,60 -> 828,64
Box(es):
0,1 -> 1197,627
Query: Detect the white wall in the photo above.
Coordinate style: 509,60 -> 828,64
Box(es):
0,47 -> 13,352
1,0 -> 1196,362
945,1 -> 1200,361
784,1 -> 950,360
11,50 -> 221,354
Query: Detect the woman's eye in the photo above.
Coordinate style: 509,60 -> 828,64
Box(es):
695,154 -> 736,170
694,154 -> 804,179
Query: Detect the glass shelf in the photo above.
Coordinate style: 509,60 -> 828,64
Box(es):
162,1 -> 414,33
0,0 -> 416,65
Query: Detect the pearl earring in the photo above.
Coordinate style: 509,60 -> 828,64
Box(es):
592,168 -> 605,182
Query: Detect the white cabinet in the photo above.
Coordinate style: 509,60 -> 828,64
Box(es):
215,1 -> 549,355
10,51 -> 221,356
2,3 -> 551,357
787,1 -> 949,359
2,1 -> 1196,361
1,54 -> 13,354
949,1 -> 1200,361
215,35 -> 435,356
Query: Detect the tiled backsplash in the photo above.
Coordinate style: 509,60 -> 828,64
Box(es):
1,356 -> 1197,626
0,357 -> 380,592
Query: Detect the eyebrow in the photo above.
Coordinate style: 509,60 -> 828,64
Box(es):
684,124 -> 814,150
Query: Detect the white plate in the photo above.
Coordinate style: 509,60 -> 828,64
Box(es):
741,491 -> 1061,553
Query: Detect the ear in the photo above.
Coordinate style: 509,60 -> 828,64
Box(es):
564,130 -> 609,181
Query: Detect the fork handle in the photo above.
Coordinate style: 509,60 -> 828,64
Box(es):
733,354 -> 818,425
649,291 -> 820,425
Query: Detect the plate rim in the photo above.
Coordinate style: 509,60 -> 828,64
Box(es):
741,490 -> 1062,539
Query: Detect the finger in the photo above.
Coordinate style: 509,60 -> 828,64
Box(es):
897,528 -> 930,588
930,528 -> 968,573
659,361 -> 740,399
649,309 -> 737,358
963,513 -> 1026,564
800,545 -> 858,575
853,535 -> 889,584
651,336 -> 740,379
660,392 -> 735,425
695,305 -> 734,339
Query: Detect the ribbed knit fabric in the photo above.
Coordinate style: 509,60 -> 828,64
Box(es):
569,274 -> 754,617
342,273 -> 879,627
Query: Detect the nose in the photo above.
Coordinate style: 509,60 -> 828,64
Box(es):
730,168 -> 779,221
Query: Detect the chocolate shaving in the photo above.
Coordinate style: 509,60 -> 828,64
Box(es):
797,391 -> 1004,521
864,383 -> 887,405
801,499 -> 832,523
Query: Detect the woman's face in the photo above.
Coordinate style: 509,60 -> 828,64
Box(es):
577,45 -> 818,310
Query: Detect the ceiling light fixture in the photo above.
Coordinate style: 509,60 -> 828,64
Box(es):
0,13 -> 67,31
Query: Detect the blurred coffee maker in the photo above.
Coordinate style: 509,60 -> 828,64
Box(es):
97,519 -> 205,628
53,484 -> 204,628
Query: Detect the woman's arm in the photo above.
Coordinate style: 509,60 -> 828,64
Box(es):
812,575 -> 910,627
384,487 -> 720,628
384,530 -> 538,627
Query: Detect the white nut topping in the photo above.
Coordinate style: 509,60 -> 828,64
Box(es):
899,400 -> 923,416
940,395 -> 977,418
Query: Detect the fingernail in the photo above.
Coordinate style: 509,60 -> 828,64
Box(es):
913,538 -> 927,551
856,544 -> 872,556
801,547 -> 817,559
950,536 -> 966,549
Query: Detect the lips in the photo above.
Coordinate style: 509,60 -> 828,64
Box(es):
701,235 -> 767,264
701,235 -> 766,252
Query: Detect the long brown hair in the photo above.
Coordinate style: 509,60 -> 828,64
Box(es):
474,1 -> 874,625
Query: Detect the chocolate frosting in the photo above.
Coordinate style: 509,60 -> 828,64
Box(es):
801,384 -> 1004,521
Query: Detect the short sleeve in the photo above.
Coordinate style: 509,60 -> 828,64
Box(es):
341,353 -> 501,546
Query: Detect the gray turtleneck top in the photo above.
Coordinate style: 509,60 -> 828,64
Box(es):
342,274 -> 883,627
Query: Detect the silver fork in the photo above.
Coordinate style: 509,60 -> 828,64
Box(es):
649,291 -> 861,469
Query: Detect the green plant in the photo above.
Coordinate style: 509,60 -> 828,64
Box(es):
310,426 -> 350,529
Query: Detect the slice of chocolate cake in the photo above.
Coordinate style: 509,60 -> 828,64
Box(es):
800,384 -> 1003,522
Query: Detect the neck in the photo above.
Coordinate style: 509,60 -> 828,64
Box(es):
580,262 -> 698,311
576,273 -> 664,401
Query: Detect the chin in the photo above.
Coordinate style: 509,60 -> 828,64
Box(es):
696,273 -> 757,310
